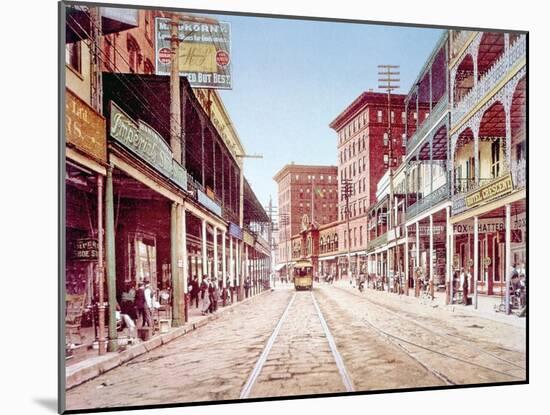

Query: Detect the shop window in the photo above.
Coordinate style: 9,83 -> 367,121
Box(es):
144,58 -> 155,75
66,41 -> 81,74
127,232 -> 158,288
127,34 -> 141,73
491,140 -> 502,178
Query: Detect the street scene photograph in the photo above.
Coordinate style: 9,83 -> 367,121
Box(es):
61,1 -> 527,412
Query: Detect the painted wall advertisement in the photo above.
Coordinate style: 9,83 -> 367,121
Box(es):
155,18 -> 232,89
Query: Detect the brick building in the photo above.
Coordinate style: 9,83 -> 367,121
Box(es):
273,164 -> 338,277
329,91 -> 406,278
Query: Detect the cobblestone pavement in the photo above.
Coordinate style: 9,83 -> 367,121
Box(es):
65,284 -> 526,411
65,289 -> 294,411
247,291 -> 346,398
315,285 -> 526,387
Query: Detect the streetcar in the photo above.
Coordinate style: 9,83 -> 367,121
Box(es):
293,259 -> 313,290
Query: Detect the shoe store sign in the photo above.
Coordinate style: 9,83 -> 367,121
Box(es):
109,102 -> 187,191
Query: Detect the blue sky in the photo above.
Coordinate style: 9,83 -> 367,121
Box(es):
210,13 -> 443,209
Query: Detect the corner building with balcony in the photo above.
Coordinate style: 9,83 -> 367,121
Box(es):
449,30 -> 526,305
330,92 -> 406,279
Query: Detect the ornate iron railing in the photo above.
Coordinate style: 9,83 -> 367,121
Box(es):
367,232 -> 388,251
405,182 -> 450,220
511,158 -> 526,189
452,34 -> 526,126
406,98 -> 448,155
450,30 -> 476,62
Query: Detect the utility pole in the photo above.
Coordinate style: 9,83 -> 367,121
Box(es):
264,197 -> 278,288
341,178 -> 354,282
378,65 -> 400,294
279,213 -> 290,283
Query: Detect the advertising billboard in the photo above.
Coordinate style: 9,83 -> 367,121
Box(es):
155,17 -> 232,89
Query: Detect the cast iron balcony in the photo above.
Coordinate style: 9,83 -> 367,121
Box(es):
452,34 -> 526,127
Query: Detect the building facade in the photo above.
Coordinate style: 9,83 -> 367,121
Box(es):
330,92 -> 407,279
64,5 -> 271,358
363,29 -> 527,312
273,164 -> 339,278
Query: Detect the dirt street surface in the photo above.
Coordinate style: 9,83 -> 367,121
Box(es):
66,284 -> 526,411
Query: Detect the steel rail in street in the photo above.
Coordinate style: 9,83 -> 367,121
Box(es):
311,292 -> 355,392
239,293 -> 297,399
336,285 -> 526,370
330,286 -> 525,381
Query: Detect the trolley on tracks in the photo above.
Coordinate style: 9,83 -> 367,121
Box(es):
293,259 -> 313,291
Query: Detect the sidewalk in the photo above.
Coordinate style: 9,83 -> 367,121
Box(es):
333,280 -> 526,329
65,290 -> 270,390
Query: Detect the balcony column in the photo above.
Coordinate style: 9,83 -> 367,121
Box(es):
505,204 -> 512,314
236,238 -> 241,300
474,130 -> 480,186
222,229 -> 227,287
472,46 -> 479,87
505,101 -> 512,171
229,235 -> 234,285
181,207 -> 189,322
446,206 -> 452,305
474,215 -> 479,309
429,134 -> 434,194
104,166 -> 118,352
429,214 -> 434,298
415,221 -> 420,297
201,219 -> 207,283
213,226 -> 219,282
405,225 -> 409,296
170,203 -> 182,327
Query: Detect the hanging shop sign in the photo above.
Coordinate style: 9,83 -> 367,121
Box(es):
65,88 -> 106,162
465,173 -> 514,208
71,238 -> 98,261
109,102 -> 187,191
197,189 -> 222,216
228,222 -> 243,240
243,230 -> 255,246
155,17 -> 232,89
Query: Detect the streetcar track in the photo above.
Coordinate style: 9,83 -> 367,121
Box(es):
240,290 -> 355,398
334,285 -> 526,370
318,286 -> 525,384
239,292 -> 297,399
311,291 -> 355,392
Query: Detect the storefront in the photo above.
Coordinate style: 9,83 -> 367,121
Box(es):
65,88 -> 107,348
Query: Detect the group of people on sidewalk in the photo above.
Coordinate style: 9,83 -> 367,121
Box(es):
188,275 -> 254,316
116,279 -> 171,340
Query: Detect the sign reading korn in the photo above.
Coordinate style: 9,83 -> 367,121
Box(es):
155,17 -> 232,89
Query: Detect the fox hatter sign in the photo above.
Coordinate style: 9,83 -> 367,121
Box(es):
155,17 -> 232,89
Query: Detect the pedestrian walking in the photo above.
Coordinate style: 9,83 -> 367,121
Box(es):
244,277 -> 251,298
460,268 -> 469,306
201,277 -> 211,315
135,280 -> 153,328
190,276 -> 200,308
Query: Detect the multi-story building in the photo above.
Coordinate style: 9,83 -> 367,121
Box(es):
329,92 -> 406,279
364,29 -> 527,313
63,4 -> 272,363
449,30 -> 526,308
273,164 -> 339,278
